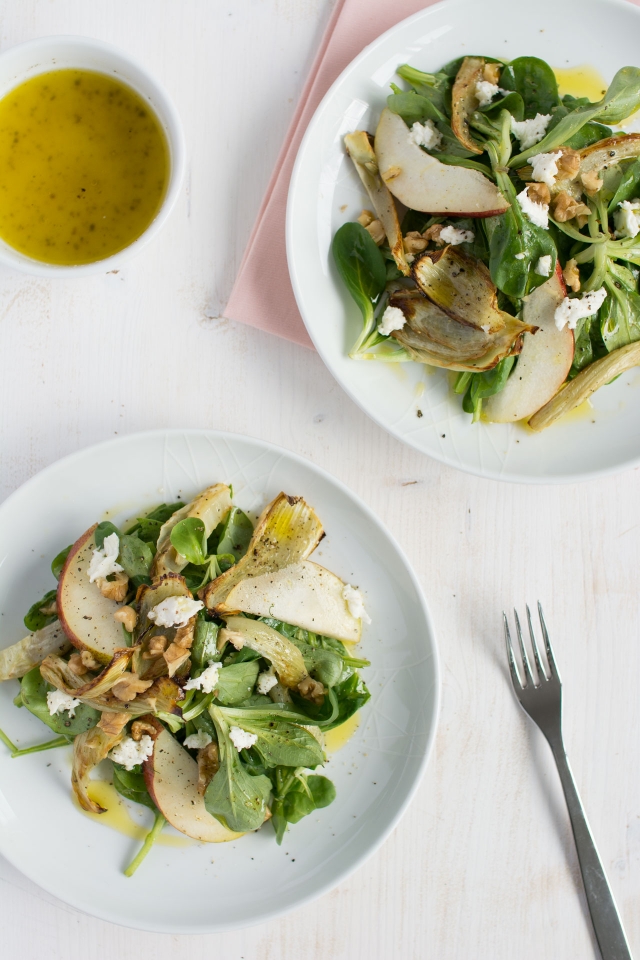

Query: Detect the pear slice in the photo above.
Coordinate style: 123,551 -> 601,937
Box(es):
374,108 -> 509,216
142,721 -> 242,842
203,493 -> 324,612
217,560 -> 361,643
57,525 -> 128,664
484,264 -> 574,422
152,483 -> 232,577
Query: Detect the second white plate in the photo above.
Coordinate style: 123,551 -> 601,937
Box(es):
287,0 -> 640,483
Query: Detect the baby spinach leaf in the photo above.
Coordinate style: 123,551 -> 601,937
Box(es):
119,535 -> 154,580
95,521 -> 121,550
510,66 -> 640,164
458,357 -> 516,422
608,157 -> 640,213
233,717 -> 324,768
112,764 -> 157,811
20,666 -> 99,736
479,90 -> 524,122
484,207 -> 556,298
332,222 -> 386,348
500,57 -> 560,118
24,589 -> 57,631
564,121 -> 612,150
204,743 -> 271,833
396,64 -> 452,116
51,545 -> 71,581
191,616 -> 221,671
387,90 -> 443,125
216,507 -> 253,562
170,517 -> 207,566
292,671 -> 369,729
215,662 -> 260,707
600,265 -> 640,351
135,518 -> 163,544
283,775 -> 336,823
145,502 -> 184,523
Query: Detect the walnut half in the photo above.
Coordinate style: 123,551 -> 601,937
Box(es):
297,676 -> 326,705
112,673 -> 154,702
553,191 -> 590,223
96,571 -> 129,602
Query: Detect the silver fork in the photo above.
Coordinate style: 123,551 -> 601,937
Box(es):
504,603 -> 632,960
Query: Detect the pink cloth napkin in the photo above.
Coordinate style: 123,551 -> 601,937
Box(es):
224,0 -> 443,348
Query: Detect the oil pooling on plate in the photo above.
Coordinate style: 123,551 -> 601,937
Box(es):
0,69 -> 169,265
75,780 -> 191,848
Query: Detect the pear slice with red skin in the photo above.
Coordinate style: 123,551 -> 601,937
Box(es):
484,264 -> 574,422
57,524 -> 128,664
142,719 -> 242,843
374,108 -> 509,217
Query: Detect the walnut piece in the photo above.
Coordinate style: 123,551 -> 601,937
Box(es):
357,209 -> 375,228
563,258 -> 581,293
422,223 -> 445,246
68,652 -> 88,676
39,599 -> 57,616
580,169 -> 603,196
365,219 -> 385,246
483,62 -> 501,85
553,191 -> 590,222
81,650 -> 100,670
97,711 -> 130,736
113,605 -> 137,632
112,673 -> 154,702
403,231 -> 428,255
96,571 -> 129,602
142,635 -> 168,659
297,675 -> 326,705
197,742 -> 220,796
527,182 -> 551,206
131,719 -> 157,741
556,148 -> 581,181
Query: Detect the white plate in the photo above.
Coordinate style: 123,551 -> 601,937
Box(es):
0,430 -> 438,932
287,0 -> 640,483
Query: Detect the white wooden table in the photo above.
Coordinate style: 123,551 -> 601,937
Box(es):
2,1 -> 640,957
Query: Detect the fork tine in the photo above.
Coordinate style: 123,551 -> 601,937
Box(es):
514,608 -> 535,687
503,612 -> 523,689
526,604 -> 547,682
537,602 -> 561,683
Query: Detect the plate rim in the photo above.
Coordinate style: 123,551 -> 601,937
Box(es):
286,0 -> 640,485
0,427 -> 440,933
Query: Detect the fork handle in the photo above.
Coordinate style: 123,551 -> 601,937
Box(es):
550,741 -> 632,960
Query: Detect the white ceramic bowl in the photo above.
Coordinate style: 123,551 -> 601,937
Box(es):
0,429 -> 439,932
0,36 -> 185,276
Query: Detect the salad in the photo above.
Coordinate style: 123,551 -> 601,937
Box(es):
0,486 -> 370,875
333,55 -> 640,427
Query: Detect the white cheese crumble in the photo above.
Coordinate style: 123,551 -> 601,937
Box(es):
148,595 -> 204,628
529,151 -> 559,187
183,661 -> 220,694
229,726 -> 258,751
183,730 -> 213,751
554,288 -> 607,331
88,532 -> 123,583
535,255 -> 552,277
409,119 -> 442,151
510,113 -> 552,150
516,187 -> 549,229
514,252 -> 526,260
257,667 -> 278,695
47,689 -> 81,717
342,584 -> 372,624
378,304 -> 406,336
440,225 -> 475,245
474,80 -> 506,107
110,735 -> 154,771
614,199 -> 640,239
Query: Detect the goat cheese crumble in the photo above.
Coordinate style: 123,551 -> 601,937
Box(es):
514,252 -> 526,260
440,225 -> 475,245
88,532 -> 123,583
148,595 -> 204,628
229,726 -> 258,751
516,187 -> 549,229
510,113 -> 552,150
474,80 -> 506,107
184,730 -> 213,751
535,255 -> 552,277
342,584 -> 372,624
110,735 -> 154,771
257,667 -> 278,695
614,199 -> 640,239
378,305 -> 406,336
183,661 -> 220,693
529,151 -> 559,187
554,288 -> 607,331
409,119 -> 442,151
47,689 -> 81,717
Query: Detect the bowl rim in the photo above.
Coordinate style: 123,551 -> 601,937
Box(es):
0,34 -> 186,277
